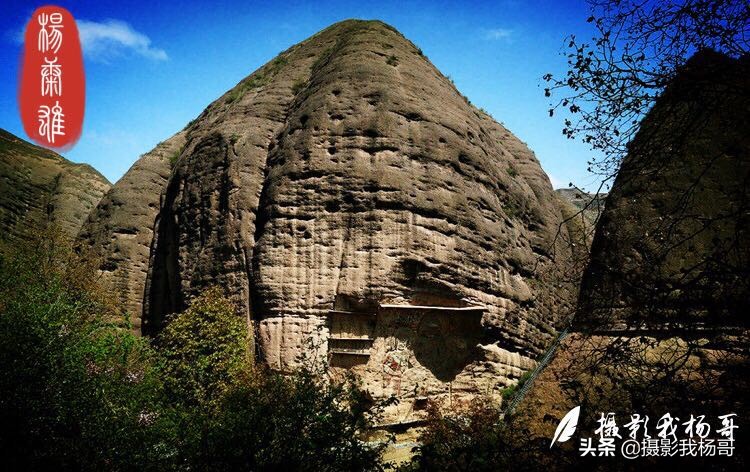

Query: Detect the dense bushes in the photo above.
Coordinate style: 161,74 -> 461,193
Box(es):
156,288 -> 387,470
0,231 -> 386,471
404,401 -> 512,472
0,231 -> 174,470
192,369 -> 384,470
157,287 -> 251,410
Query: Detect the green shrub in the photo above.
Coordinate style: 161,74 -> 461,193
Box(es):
0,230 -> 178,471
500,369 -> 532,401
312,47 -> 335,71
157,287 -> 250,410
504,200 -> 520,219
0,230 -> 387,470
183,118 -> 197,131
386,55 -> 399,66
271,56 -> 288,68
193,369 -> 388,471
226,73 -> 270,104
169,149 -> 181,168
226,54 -> 290,104
406,401 -> 511,471
157,289 -> 387,470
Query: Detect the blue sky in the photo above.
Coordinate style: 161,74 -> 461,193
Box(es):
1,0 -> 602,190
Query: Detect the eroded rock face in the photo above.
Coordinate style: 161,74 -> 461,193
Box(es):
78,132 -> 186,331
83,20 -> 574,420
555,188 -> 605,230
0,128 -> 110,242
578,50 -> 750,330
510,51 -> 750,467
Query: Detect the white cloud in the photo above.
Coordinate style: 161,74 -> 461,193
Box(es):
484,28 -> 514,41
76,19 -> 167,62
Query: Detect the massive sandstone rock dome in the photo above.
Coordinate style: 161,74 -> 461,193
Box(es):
578,50 -> 750,330
79,20 -> 574,420
508,51 -> 749,466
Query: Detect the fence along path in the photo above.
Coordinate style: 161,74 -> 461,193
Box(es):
502,327 -> 570,417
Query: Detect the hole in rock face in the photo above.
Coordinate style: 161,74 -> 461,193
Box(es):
364,92 -> 381,106
330,354 -> 369,368
328,146 -> 337,155
400,258 -> 429,285
363,128 -> 380,138
324,199 -> 340,213
372,304 -> 483,383
329,265 -> 483,383
403,111 -> 423,121
333,294 -> 379,313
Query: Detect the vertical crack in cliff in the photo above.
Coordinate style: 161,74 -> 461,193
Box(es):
143,156 -> 184,334
249,137 -> 277,320
332,208 -> 354,306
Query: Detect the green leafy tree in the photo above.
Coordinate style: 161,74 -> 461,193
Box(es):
156,288 -> 388,470
0,231 -> 388,471
195,369 -> 388,471
157,287 -> 251,410
0,230 -> 179,471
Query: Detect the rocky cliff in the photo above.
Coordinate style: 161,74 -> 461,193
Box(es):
579,50 -> 750,330
509,51 -> 750,466
555,187 -> 605,229
554,187 -> 606,271
0,129 -> 110,242
78,133 -> 186,331
80,20 -> 575,420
